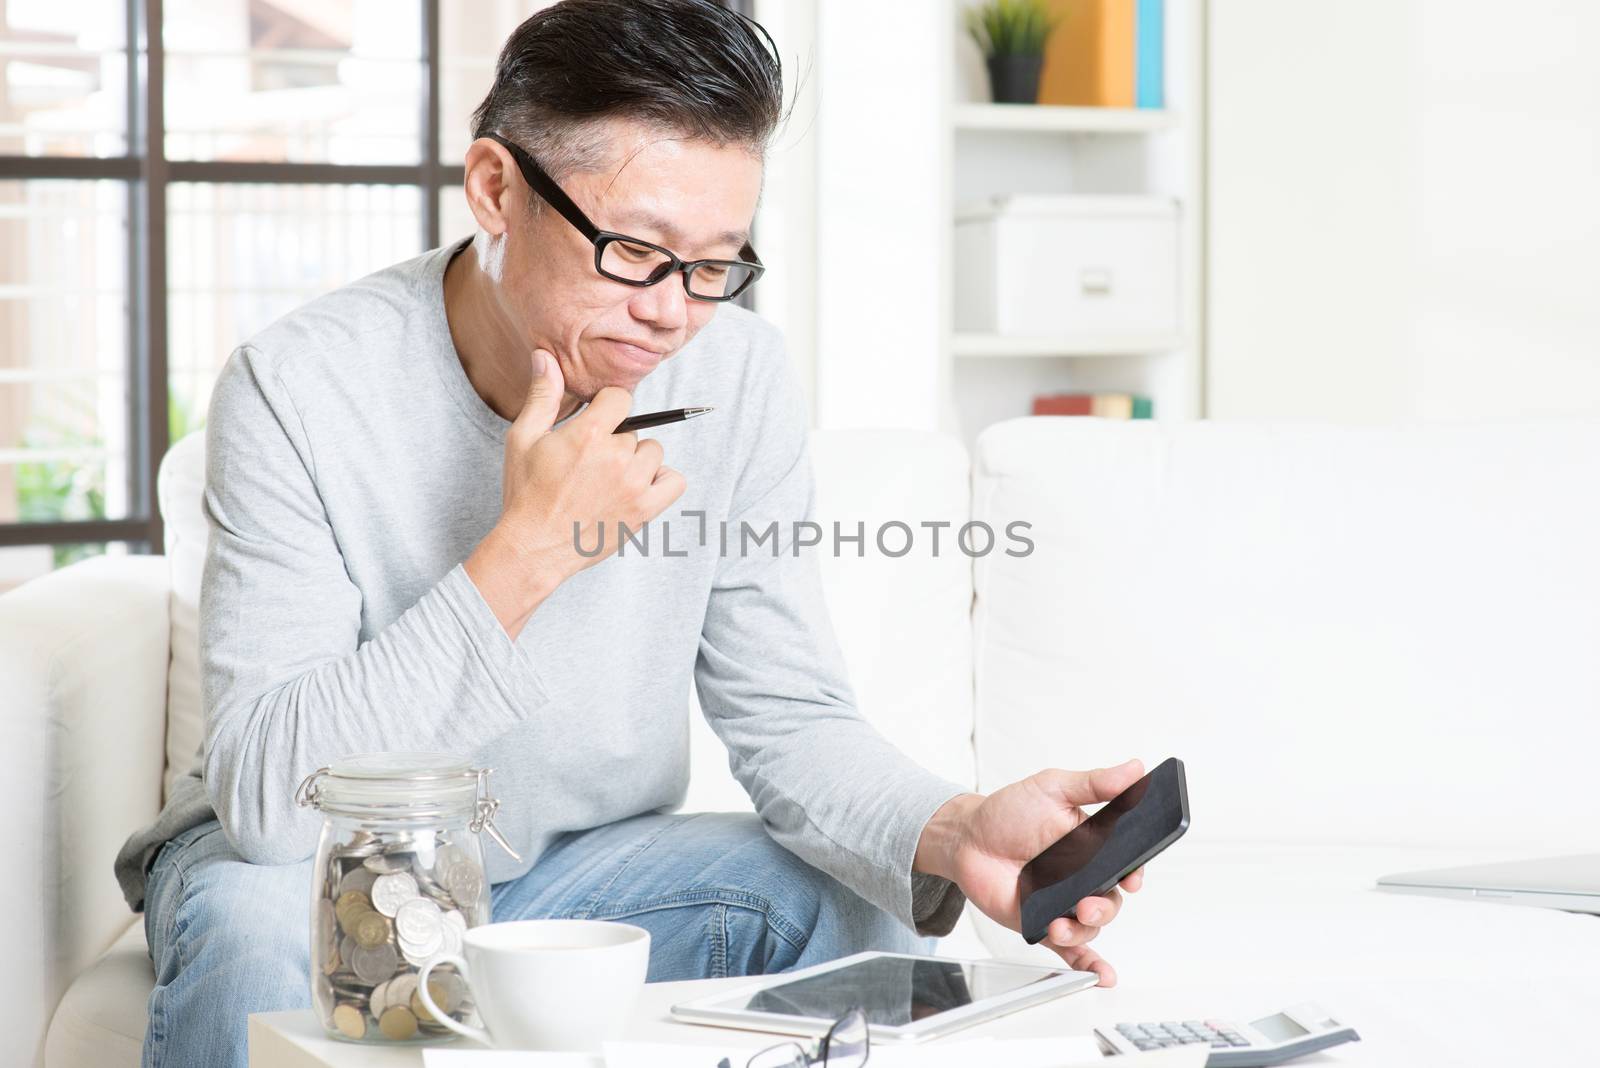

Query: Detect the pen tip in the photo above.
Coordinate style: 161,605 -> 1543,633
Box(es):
685,406 -> 714,417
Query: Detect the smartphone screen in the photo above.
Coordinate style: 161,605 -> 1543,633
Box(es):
1018,757 -> 1189,943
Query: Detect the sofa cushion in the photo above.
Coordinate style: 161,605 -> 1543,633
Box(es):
0,556 -> 170,1067
44,921 -> 148,1068
971,418 -> 1600,850
158,432 -> 208,802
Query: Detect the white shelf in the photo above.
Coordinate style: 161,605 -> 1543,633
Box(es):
952,103 -> 1179,134
952,332 -> 1187,358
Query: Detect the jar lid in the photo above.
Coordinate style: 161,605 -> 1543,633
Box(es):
300,751 -> 480,819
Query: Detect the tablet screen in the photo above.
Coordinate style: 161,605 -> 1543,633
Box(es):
741,956 -> 1062,1027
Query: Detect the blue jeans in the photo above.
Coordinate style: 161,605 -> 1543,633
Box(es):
141,812 -> 925,1068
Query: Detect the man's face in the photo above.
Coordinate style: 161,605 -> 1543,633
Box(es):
494,121 -> 763,400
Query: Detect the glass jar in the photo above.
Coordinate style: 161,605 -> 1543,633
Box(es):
295,752 -> 519,1044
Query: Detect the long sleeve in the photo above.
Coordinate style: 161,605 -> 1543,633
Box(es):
199,347 -> 550,864
693,350 -> 968,936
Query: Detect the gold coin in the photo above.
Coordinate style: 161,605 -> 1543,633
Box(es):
335,891 -> 372,931
410,979 -> 452,1022
354,911 -> 392,948
379,1005 -> 418,1041
331,1003 -> 366,1040
339,904 -> 373,939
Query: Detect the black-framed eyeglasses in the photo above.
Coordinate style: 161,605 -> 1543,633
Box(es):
485,131 -> 765,302
716,1007 -> 870,1068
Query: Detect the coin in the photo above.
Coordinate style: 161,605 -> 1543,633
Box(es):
398,934 -> 442,967
338,865 -> 378,898
369,978 -> 391,1018
351,942 -> 400,986
446,870 -> 483,909
387,973 -> 419,1010
335,890 -> 371,924
371,872 -> 419,917
411,983 -> 449,1023
393,898 -> 442,944
353,910 -> 392,948
313,973 -> 334,1015
364,852 -> 412,875
379,1005 -> 419,1041
332,1003 -> 366,1039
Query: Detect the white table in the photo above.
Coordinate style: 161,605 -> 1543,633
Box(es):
248,968 -> 1584,1067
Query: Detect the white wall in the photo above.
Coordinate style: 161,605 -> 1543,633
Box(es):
809,0 -> 949,431
1208,0 -> 1600,422
752,0 -> 820,422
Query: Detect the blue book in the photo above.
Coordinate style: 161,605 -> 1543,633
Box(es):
1136,0 -> 1165,109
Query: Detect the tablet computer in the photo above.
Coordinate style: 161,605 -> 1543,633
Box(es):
670,951 -> 1098,1044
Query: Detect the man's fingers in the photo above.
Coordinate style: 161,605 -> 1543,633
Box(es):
510,348 -> 565,438
1035,759 -> 1145,808
1060,944 -> 1118,988
626,437 -> 664,485
572,384 -> 634,434
637,465 -> 686,517
1120,867 -> 1145,893
1044,915 -> 1100,949
1074,889 -> 1122,927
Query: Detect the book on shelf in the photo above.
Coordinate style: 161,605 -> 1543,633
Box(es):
1032,392 -> 1154,419
1039,0 -> 1164,109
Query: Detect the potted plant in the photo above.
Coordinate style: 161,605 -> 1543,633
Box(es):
965,0 -> 1059,105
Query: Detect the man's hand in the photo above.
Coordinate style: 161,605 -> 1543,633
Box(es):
915,759 -> 1147,986
466,349 -> 686,638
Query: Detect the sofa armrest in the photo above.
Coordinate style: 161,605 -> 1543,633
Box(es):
0,554 -> 170,1061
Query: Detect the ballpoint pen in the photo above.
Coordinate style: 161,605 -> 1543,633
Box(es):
613,406 -> 714,433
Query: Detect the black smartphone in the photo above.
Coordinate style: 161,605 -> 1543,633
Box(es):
1019,756 -> 1190,945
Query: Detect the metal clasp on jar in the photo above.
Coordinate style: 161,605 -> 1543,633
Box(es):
295,766 -> 332,809
471,767 -> 522,862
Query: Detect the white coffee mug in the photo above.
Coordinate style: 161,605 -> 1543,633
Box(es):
417,919 -> 650,1051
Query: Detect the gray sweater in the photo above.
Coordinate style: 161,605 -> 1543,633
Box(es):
115,238 -> 967,937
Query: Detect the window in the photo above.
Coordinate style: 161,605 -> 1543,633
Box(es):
0,0 -> 556,594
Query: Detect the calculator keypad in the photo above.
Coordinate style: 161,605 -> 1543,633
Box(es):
1115,1020 -> 1252,1051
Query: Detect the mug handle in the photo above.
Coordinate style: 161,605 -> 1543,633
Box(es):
417,953 -> 491,1046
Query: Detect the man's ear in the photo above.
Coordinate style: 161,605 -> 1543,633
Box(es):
460,137 -> 520,238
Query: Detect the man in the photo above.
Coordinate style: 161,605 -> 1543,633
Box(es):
116,3 -> 1147,1065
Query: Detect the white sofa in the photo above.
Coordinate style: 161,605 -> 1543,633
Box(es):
5,418 -> 1600,1067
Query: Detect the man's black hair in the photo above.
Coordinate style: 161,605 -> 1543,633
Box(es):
470,0 -> 785,180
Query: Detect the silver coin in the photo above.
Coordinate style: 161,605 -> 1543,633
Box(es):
369,978 -> 391,1018
444,865 -> 483,908
313,972 -> 335,1015
398,930 -> 443,966
350,942 -> 400,986
338,866 -> 378,897
393,898 -> 442,944
339,934 -> 358,966
371,872 -> 419,917
364,852 -> 413,875
337,832 -> 383,859
425,970 -> 466,1013
387,973 -> 419,1012
436,912 -> 465,956
315,899 -> 336,948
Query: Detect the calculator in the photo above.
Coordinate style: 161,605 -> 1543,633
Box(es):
1096,1002 -> 1360,1066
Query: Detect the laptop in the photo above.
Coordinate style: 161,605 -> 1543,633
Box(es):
1377,854 -> 1600,913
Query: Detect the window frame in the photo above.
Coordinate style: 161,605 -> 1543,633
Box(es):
0,0 -> 754,562
0,0 -> 464,557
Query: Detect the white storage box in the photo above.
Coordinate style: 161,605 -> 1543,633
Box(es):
954,195 -> 1180,336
